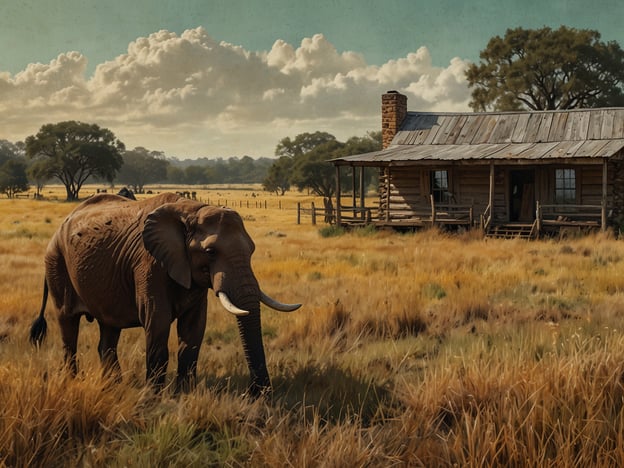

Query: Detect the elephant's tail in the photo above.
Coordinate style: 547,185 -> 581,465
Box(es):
29,279 -> 48,347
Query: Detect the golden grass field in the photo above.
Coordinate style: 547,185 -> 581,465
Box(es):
2,184 -> 624,466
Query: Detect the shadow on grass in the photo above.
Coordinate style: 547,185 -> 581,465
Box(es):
206,363 -> 392,426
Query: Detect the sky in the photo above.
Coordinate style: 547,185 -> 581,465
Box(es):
1,0 -> 623,159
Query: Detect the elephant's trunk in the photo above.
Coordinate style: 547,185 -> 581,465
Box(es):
215,265 -> 271,397
235,307 -> 271,397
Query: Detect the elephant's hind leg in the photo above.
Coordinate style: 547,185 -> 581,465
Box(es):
58,313 -> 80,375
97,322 -> 122,382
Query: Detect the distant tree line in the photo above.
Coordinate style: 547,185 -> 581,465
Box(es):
164,155 -> 275,188
0,122 -> 381,201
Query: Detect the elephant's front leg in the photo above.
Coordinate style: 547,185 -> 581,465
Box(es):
176,299 -> 207,392
97,322 -> 122,382
144,317 -> 171,391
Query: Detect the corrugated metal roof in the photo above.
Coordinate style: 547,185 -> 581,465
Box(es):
334,108 -> 624,165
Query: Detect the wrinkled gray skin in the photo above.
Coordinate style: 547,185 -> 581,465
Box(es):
30,193 -> 298,395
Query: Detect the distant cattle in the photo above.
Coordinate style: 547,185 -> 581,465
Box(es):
176,191 -> 192,199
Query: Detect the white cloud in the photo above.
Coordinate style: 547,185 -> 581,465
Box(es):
0,27 -> 471,157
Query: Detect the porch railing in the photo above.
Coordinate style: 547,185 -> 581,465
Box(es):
536,202 -> 604,234
431,201 -> 474,226
336,197 -> 474,227
337,205 -> 373,225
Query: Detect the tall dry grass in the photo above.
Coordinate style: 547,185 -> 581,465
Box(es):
1,185 -> 624,466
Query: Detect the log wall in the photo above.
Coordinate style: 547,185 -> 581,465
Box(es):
377,161 -> 618,225
611,158 -> 624,223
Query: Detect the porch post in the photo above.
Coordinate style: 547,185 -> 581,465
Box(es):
335,165 -> 342,225
602,158 -> 608,231
488,162 -> 494,212
352,166 -> 357,220
359,166 -> 365,220
385,166 -> 391,222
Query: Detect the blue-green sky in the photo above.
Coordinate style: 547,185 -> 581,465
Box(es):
1,0 -> 622,157
3,0 -> 623,73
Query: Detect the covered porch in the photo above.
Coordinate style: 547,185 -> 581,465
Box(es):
333,158 -> 613,238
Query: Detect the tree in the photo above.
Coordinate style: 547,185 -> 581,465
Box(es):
0,159 -> 29,198
0,140 -> 23,166
275,132 -> 336,158
184,165 -> 210,185
336,131 -> 383,194
267,132 -> 337,198
166,165 -> 186,184
27,159 -> 51,198
265,131 -> 382,199
25,121 -> 125,201
290,140 -> 343,198
262,156 -> 293,195
117,147 -> 169,193
466,26 -> 624,111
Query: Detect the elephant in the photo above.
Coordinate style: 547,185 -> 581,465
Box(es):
29,192 -> 301,395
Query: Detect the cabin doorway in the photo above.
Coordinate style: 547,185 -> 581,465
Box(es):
509,170 -> 535,222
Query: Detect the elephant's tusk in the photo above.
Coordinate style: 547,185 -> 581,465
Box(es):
217,292 -> 250,316
260,291 -> 302,312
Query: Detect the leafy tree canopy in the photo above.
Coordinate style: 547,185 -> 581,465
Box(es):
466,26 -> 624,111
166,156 -> 273,185
25,121 -> 124,201
275,132 -> 337,158
27,159 -> 51,198
117,147 -> 169,193
291,140 -> 344,198
0,140 -> 24,166
0,159 -> 29,198
263,156 -> 294,195
268,131 -> 382,198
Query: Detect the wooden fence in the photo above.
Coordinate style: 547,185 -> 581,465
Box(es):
296,202 -> 336,225
205,198 -> 275,209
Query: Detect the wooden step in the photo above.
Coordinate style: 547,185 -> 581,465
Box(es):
487,223 -> 535,239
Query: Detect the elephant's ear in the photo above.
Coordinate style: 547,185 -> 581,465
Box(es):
142,203 -> 192,289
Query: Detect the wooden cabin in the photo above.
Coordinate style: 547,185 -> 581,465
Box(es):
331,91 -> 624,238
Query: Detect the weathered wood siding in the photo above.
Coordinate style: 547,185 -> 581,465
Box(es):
377,161 -> 618,225
379,165 -> 493,222
378,167 -> 427,221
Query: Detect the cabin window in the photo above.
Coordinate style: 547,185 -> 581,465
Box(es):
554,168 -> 576,204
431,170 -> 449,203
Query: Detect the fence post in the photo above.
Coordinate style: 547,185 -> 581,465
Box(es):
311,202 -> 316,225
535,201 -> 542,237
297,203 -> 301,224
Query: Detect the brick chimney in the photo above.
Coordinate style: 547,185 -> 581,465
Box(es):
381,91 -> 407,149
